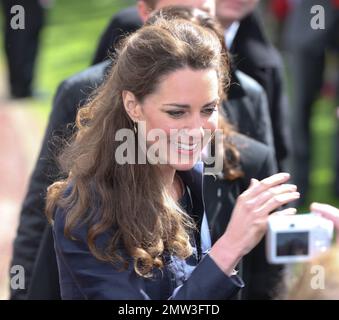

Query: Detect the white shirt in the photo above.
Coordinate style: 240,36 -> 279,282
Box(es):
224,21 -> 240,49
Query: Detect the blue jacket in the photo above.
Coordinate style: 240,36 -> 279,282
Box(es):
53,162 -> 244,299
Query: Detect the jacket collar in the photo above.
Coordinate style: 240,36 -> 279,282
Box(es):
231,13 -> 281,68
177,161 -> 205,260
228,66 -> 246,100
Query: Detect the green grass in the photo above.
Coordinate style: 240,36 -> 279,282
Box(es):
301,97 -> 339,211
0,0 -> 338,209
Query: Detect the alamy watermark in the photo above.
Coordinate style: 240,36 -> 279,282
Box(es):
114,121 -> 225,174
9,5 -> 25,30
8,4 -> 326,31
310,5 -> 325,30
310,265 -> 326,290
10,265 -> 25,290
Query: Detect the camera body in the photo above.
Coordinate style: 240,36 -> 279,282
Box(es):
266,213 -> 334,264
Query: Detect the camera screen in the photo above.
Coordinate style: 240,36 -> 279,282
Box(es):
276,232 -> 309,256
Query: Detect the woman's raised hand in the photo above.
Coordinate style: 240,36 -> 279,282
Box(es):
209,173 -> 300,276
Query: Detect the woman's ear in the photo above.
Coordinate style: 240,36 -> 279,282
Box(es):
122,90 -> 142,122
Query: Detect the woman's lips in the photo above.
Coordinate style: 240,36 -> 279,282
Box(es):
172,142 -> 200,156
175,142 -> 198,151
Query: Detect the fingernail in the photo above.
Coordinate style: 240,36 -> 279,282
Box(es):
281,172 -> 290,177
311,202 -> 321,210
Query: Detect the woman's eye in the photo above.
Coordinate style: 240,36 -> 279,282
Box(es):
167,110 -> 185,118
201,107 -> 217,115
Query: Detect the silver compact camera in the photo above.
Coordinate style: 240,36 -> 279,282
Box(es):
266,213 -> 334,264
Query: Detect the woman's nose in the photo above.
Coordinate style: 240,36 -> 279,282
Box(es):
180,114 -> 205,141
186,113 -> 203,131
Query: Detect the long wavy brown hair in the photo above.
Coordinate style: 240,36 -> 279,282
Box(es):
46,17 -> 239,277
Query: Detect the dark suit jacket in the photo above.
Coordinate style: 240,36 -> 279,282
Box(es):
225,70 -> 274,153
230,13 -> 291,170
92,6 -> 142,65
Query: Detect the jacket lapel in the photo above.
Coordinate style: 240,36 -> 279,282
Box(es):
177,161 -> 210,260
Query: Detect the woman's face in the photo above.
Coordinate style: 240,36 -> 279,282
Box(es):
136,67 -> 220,171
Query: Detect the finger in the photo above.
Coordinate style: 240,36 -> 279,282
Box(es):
250,178 -> 260,187
254,192 -> 300,215
310,202 -> 339,228
310,202 -> 339,217
242,173 -> 291,199
248,184 -> 297,209
271,208 -> 297,216
245,178 -> 260,193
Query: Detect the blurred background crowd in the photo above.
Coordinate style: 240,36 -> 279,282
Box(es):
0,0 -> 338,299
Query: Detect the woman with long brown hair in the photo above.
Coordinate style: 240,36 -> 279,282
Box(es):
46,17 -> 299,299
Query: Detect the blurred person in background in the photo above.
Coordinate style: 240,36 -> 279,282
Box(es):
0,0 -> 47,98
216,0 -> 291,173
283,0 -> 339,204
263,0 -> 293,48
92,0 -> 214,64
282,203 -> 339,299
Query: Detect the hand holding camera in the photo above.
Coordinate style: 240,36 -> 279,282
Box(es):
266,203 -> 339,264
266,213 -> 334,264
310,202 -> 339,240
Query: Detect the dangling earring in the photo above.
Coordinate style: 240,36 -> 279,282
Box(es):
133,121 -> 137,134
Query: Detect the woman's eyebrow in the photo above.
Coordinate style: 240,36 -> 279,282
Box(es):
162,103 -> 190,109
202,99 -> 219,108
163,99 -> 218,109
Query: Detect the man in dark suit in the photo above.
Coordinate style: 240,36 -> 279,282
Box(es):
92,0 -> 215,64
1,0 -> 45,98
216,0 -> 291,172
10,1 -> 279,300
